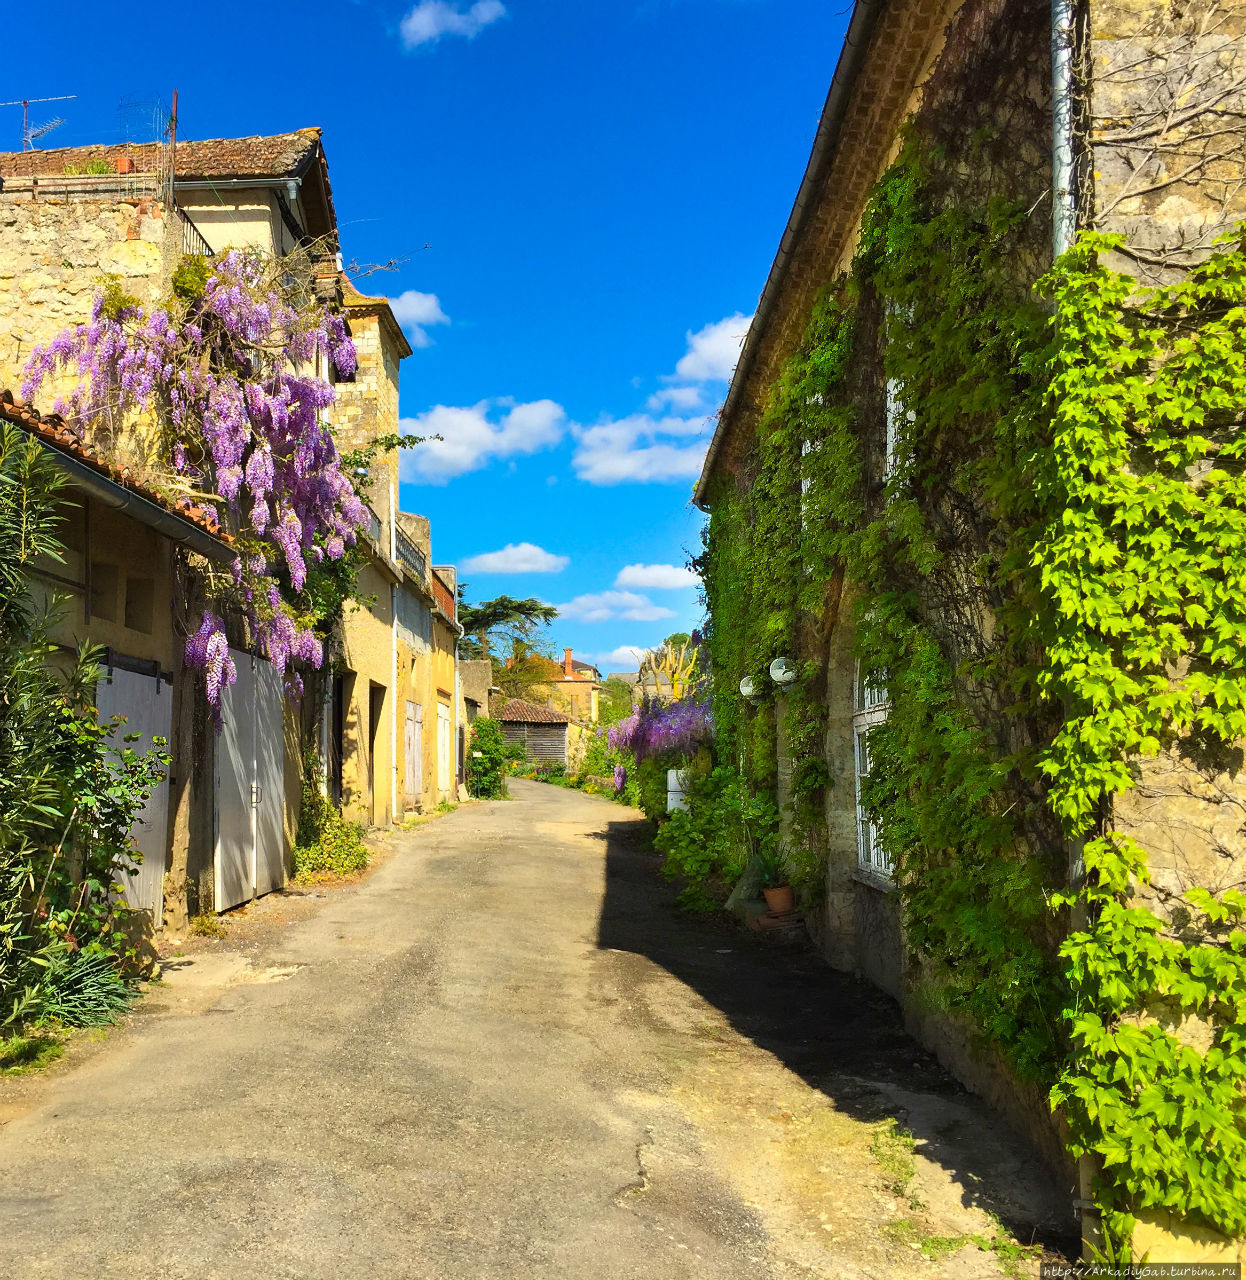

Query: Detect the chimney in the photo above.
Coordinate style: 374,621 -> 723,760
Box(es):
564,647 -> 574,678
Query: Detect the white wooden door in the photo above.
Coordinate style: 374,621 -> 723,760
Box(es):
215,650 -> 286,911
404,701 -> 422,808
95,666 -> 172,925
215,650 -> 256,912
436,702 -> 452,799
254,660 -> 285,896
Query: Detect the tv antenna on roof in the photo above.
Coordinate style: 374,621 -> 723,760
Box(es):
0,96 -> 77,150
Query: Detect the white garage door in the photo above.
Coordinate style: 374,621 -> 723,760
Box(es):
95,665 -> 173,926
215,649 -> 285,911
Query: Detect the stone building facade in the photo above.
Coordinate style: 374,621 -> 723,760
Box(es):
695,0 -> 1246,1260
0,130 -> 464,909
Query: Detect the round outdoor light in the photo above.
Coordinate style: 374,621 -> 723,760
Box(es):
769,656 -> 799,686
739,675 -> 757,698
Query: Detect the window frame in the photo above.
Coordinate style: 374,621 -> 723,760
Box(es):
852,660 -> 893,879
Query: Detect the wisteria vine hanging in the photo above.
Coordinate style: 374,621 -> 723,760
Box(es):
608,696 -> 713,762
22,250 -> 367,717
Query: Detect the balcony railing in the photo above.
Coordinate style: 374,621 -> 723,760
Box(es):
395,527 -> 428,583
176,203 -> 214,257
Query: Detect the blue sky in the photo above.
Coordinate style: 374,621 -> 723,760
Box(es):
22,0 -> 848,670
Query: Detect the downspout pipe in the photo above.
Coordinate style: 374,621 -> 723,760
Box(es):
1052,0 -> 1099,1254
1051,0 -> 1077,258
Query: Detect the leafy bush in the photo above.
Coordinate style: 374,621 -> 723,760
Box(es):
654,765 -> 778,906
465,717 -> 509,799
293,812 -> 369,880
32,948 -> 135,1027
1,425 -> 166,1027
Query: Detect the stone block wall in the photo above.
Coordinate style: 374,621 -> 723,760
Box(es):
1089,0 -> 1246,275
0,194 -> 174,403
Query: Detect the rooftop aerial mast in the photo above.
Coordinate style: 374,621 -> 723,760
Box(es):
0,95 -> 77,150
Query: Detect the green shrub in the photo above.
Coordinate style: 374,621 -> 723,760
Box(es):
654,765 -> 776,905
465,717 -> 509,798
32,948 -> 135,1027
293,811 -> 369,880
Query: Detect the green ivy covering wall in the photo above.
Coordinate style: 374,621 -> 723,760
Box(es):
700,130 -> 1246,1245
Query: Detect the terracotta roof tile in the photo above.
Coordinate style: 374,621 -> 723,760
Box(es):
0,129 -> 324,181
497,698 -> 570,725
0,390 -> 228,544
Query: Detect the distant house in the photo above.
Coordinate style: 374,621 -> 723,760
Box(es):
546,649 -> 602,724
497,698 -> 570,765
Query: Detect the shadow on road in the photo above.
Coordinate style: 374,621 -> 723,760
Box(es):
593,812 -> 1077,1256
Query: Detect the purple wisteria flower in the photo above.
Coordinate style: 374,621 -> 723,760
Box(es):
609,697 -> 713,763
23,249 -> 364,722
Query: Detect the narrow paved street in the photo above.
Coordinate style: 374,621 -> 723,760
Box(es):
0,781 -> 1069,1279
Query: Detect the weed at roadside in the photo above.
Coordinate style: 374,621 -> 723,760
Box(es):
872,1118 -> 919,1203
190,913 -> 228,939
0,1031 -> 65,1075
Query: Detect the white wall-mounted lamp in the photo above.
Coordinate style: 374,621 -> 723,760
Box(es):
739,675 -> 758,699
769,657 -> 799,686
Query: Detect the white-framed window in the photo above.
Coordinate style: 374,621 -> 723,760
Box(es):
883,304 -> 916,484
853,662 -> 893,878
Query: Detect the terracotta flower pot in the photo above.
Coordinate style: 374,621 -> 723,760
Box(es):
763,885 -> 795,914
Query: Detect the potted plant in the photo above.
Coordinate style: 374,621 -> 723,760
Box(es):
756,844 -> 795,915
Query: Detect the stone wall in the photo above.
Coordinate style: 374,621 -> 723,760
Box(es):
0,193 -> 174,405
1089,0 -> 1246,275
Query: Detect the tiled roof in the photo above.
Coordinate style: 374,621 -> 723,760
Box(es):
0,391 -> 227,542
497,698 -> 569,725
0,129 -> 323,181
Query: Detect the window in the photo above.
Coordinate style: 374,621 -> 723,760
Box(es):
883,305 -> 916,483
853,662 -> 892,878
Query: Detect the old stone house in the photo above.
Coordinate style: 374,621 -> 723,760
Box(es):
327,275 -> 465,822
695,0 -> 1246,1260
548,649 -> 601,724
0,129 -> 464,909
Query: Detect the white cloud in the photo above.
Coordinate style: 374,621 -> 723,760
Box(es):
388,290 -> 450,347
572,413 -> 712,486
590,645 -> 650,672
553,591 -> 677,624
646,384 -> 703,412
399,399 -> 566,484
461,542 -> 568,574
614,563 -> 700,590
400,0 -> 505,48
674,312 -> 753,383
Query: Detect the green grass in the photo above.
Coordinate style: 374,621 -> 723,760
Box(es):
872,1118 -> 919,1199
0,1031 -> 66,1076
881,1213 -> 1043,1277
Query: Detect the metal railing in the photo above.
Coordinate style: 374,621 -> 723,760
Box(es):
176,203 -> 213,257
395,527 -> 428,582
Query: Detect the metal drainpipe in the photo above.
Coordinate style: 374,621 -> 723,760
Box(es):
1052,0 -> 1077,258
391,582 -> 399,825
1052,0 -> 1101,1254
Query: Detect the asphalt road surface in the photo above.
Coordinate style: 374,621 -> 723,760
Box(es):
0,779 -> 1067,1280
